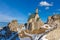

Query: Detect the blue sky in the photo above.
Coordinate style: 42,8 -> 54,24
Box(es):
0,0 -> 60,23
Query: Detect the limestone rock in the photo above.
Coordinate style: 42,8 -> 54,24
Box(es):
19,24 -> 25,31
8,20 -> 18,32
27,8 -> 44,31
44,28 -> 60,40
42,14 -> 60,40
47,14 -> 60,28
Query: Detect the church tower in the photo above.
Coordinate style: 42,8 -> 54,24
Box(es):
35,8 -> 39,21
36,8 -> 38,14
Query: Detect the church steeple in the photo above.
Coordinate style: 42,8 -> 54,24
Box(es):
36,8 -> 38,14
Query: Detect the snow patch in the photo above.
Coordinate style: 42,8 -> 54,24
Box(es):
41,35 -> 48,40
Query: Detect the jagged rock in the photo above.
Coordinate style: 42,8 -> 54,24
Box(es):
27,8 -> 44,31
19,24 -> 25,30
41,28 -> 60,40
17,24 -> 25,33
41,14 -> 60,40
8,20 -> 18,32
47,14 -> 60,28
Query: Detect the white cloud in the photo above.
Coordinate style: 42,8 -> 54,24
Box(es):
45,7 -> 49,10
39,1 -> 53,10
40,1 -> 53,6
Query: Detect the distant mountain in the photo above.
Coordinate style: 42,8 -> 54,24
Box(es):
0,22 -> 8,27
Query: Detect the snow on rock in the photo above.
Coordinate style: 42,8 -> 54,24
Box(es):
20,37 -> 31,40
41,24 -> 51,30
41,35 -> 48,40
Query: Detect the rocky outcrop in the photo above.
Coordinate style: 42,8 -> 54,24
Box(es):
42,27 -> 60,40
27,8 -> 44,31
8,20 -> 18,32
0,7 -> 60,40
41,14 -> 60,40
19,24 -> 25,30
47,14 -> 60,27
